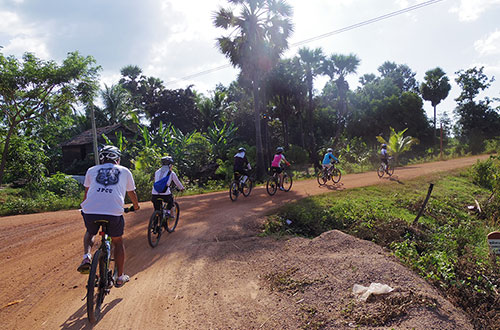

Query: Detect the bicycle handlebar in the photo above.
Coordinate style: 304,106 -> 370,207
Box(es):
124,206 -> 135,213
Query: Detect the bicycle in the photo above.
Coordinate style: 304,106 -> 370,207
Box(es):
317,163 -> 341,186
266,165 -> 293,196
377,157 -> 394,178
148,188 -> 181,247
86,206 -> 134,324
229,171 -> 253,202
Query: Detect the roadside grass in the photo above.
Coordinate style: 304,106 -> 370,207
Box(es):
263,169 -> 500,329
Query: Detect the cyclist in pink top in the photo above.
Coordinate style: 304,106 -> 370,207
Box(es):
270,147 -> 290,191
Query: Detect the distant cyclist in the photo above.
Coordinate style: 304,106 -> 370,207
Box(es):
152,156 -> 185,218
271,146 -> 290,191
322,148 -> 339,171
78,145 -> 140,288
233,147 -> 252,184
380,144 -> 389,171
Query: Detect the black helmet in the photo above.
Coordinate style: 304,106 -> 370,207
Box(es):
238,147 -> 246,153
276,146 -> 284,154
99,145 -> 121,163
382,144 -> 387,149
161,156 -> 174,165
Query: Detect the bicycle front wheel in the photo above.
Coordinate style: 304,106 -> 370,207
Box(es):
229,181 -> 239,201
282,173 -> 293,192
147,211 -> 162,248
317,171 -> 327,186
87,249 -> 104,324
242,179 -> 253,197
377,165 -> 385,178
387,164 -> 394,176
331,168 -> 341,183
166,202 -> 180,233
266,176 -> 278,196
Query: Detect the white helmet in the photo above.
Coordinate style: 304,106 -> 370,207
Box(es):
161,156 -> 174,165
327,148 -> 333,153
99,145 -> 121,163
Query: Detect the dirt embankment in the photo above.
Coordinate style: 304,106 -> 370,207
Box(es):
0,155 -> 490,329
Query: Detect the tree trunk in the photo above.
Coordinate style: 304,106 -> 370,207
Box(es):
0,125 -> 16,185
253,82 -> 265,180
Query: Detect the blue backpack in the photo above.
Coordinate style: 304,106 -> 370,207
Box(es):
153,171 -> 171,193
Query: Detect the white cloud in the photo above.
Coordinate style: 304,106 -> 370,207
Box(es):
0,10 -> 50,58
474,29 -> 500,56
450,0 -> 500,22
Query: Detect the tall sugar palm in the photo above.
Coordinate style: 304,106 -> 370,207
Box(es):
420,67 -> 451,136
322,53 -> 360,137
297,47 -> 324,167
213,0 -> 293,178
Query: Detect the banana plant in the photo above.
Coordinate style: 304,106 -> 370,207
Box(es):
376,127 -> 419,165
206,122 -> 238,161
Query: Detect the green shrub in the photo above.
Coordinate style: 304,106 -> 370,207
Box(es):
44,172 -> 82,197
469,157 -> 499,190
286,145 -> 309,165
131,168 -> 153,202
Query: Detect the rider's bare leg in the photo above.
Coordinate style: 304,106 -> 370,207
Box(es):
112,236 -> 125,276
83,231 -> 95,256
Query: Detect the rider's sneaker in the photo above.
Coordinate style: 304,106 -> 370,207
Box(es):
279,187 -> 285,191
77,256 -> 91,274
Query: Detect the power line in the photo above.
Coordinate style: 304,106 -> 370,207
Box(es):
164,0 -> 445,86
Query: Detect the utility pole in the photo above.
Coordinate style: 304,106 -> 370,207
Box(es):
90,101 -> 99,165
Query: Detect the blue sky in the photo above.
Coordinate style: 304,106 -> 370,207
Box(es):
1,0 -> 499,122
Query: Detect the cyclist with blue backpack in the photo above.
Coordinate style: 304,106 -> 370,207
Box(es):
152,156 -> 185,218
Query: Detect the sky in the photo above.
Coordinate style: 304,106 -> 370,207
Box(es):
1,0 -> 500,122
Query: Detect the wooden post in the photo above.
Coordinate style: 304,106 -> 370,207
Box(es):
440,123 -> 443,160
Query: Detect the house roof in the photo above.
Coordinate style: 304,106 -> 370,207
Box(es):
61,123 -> 132,147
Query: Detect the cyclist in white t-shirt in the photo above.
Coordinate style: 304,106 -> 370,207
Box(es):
78,145 -> 140,288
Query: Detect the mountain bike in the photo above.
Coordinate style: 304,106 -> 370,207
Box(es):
147,188 -> 181,248
86,206 -> 134,324
266,165 -> 293,196
377,157 -> 394,178
317,163 -> 341,186
229,171 -> 253,201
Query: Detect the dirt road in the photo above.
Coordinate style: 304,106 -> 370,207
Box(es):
0,155 -> 490,329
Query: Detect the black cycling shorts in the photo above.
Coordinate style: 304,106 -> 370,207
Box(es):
82,212 -> 124,237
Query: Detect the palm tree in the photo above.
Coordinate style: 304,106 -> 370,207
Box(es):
321,53 -> 360,137
213,0 -> 293,178
100,84 -> 133,125
420,67 -> 451,137
376,127 -> 418,165
297,47 -> 324,166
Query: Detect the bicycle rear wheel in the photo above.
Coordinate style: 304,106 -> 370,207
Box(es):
147,211 -> 162,247
282,173 -> 293,192
377,165 -> 385,178
331,168 -> 341,183
317,171 -> 327,186
242,179 -> 253,197
229,181 -> 239,201
266,176 -> 278,196
166,202 -> 180,233
87,249 -> 104,324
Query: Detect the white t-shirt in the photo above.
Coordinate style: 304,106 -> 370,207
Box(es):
151,166 -> 184,195
81,163 -> 136,216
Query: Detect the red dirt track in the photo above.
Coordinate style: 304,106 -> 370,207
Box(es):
0,155 -> 490,329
